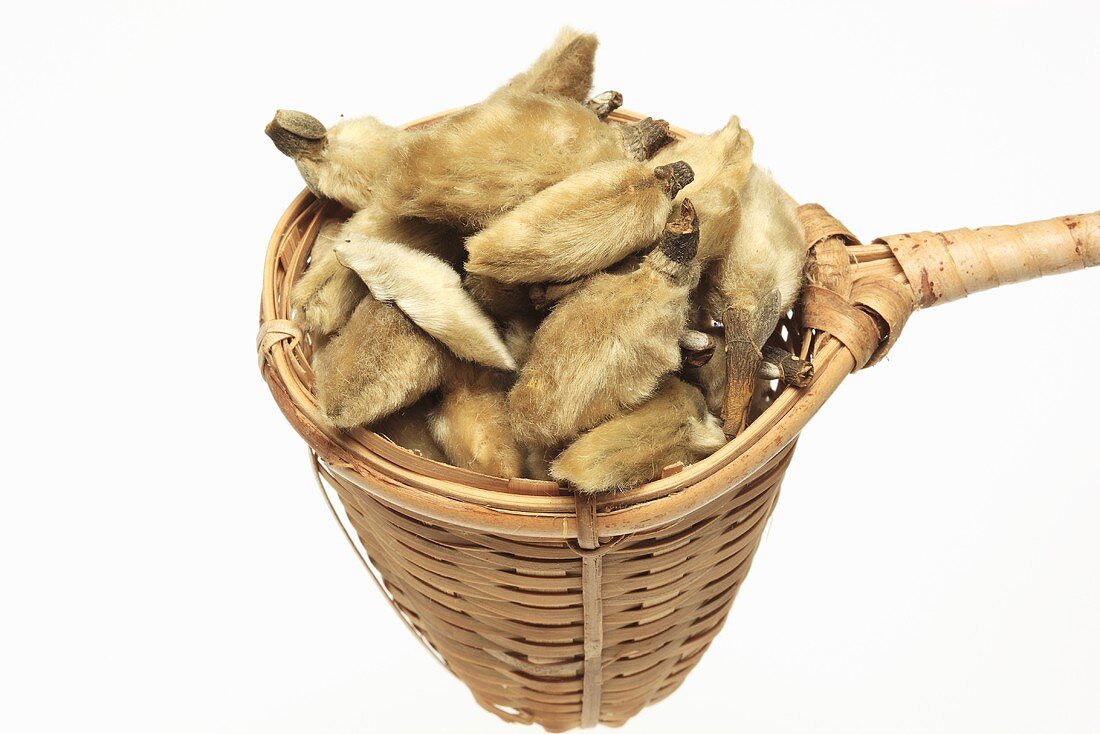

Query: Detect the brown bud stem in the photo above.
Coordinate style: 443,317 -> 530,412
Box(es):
757,346 -> 813,387
654,161 -> 694,198
621,117 -> 672,160
722,309 -> 758,437
722,290 -> 783,437
585,90 -> 624,120
265,109 -> 326,160
659,198 -> 699,263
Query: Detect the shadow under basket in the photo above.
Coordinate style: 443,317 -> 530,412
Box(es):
256,109 -> 1099,731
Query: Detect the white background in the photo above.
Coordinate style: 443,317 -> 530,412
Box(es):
3,2 -> 1098,732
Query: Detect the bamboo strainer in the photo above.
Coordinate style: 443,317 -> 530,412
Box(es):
256,110 -> 1099,731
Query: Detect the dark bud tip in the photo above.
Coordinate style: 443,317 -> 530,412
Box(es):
638,118 -> 671,154
622,117 -> 673,160
787,359 -> 815,387
585,90 -> 624,120
265,109 -> 326,160
654,160 -> 694,198
659,198 -> 700,263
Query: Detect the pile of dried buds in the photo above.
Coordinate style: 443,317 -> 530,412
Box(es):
267,28 -> 810,492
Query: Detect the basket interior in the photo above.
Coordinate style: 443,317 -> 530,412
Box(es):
259,149 -> 862,537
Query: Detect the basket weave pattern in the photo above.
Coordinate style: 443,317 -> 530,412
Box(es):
257,110 -> 1099,730
324,448 -> 792,729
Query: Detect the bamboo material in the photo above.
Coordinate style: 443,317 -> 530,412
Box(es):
257,109 -> 1098,731
877,213 -> 1099,307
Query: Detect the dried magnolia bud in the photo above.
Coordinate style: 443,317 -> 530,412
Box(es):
266,110 -> 409,210
313,296 -> 451,428
290,219 -> 369,336
700,166 -> 806,435
370,399 -> 448,462
269,95 -> 662,229
428,362 -> 525,478
334,238 -> 516,371
650,116 -> 755,263
291,206 -> 460,335
466,161 -> 694,284
508,202 -> 702,446
492,27 -> 598,102
382,93 -> 633,230
550,378 -> 726,493
703,167 -> 804,320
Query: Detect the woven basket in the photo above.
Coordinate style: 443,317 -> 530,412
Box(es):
257,109 -> 1099,731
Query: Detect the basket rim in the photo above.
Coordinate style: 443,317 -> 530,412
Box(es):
258,108 -> 860,539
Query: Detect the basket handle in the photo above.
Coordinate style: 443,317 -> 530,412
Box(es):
874,211 -> 1099,308
798,207 -> 1098,372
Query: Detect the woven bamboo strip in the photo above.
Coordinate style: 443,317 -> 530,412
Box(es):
574,496 -> 603,727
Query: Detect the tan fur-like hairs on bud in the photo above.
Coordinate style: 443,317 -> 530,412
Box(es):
466,161 -> 693,283
550,378 -> 727,492
336,238 -> 516,372
429,363 -> 525,478
313,296 -> 452,428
